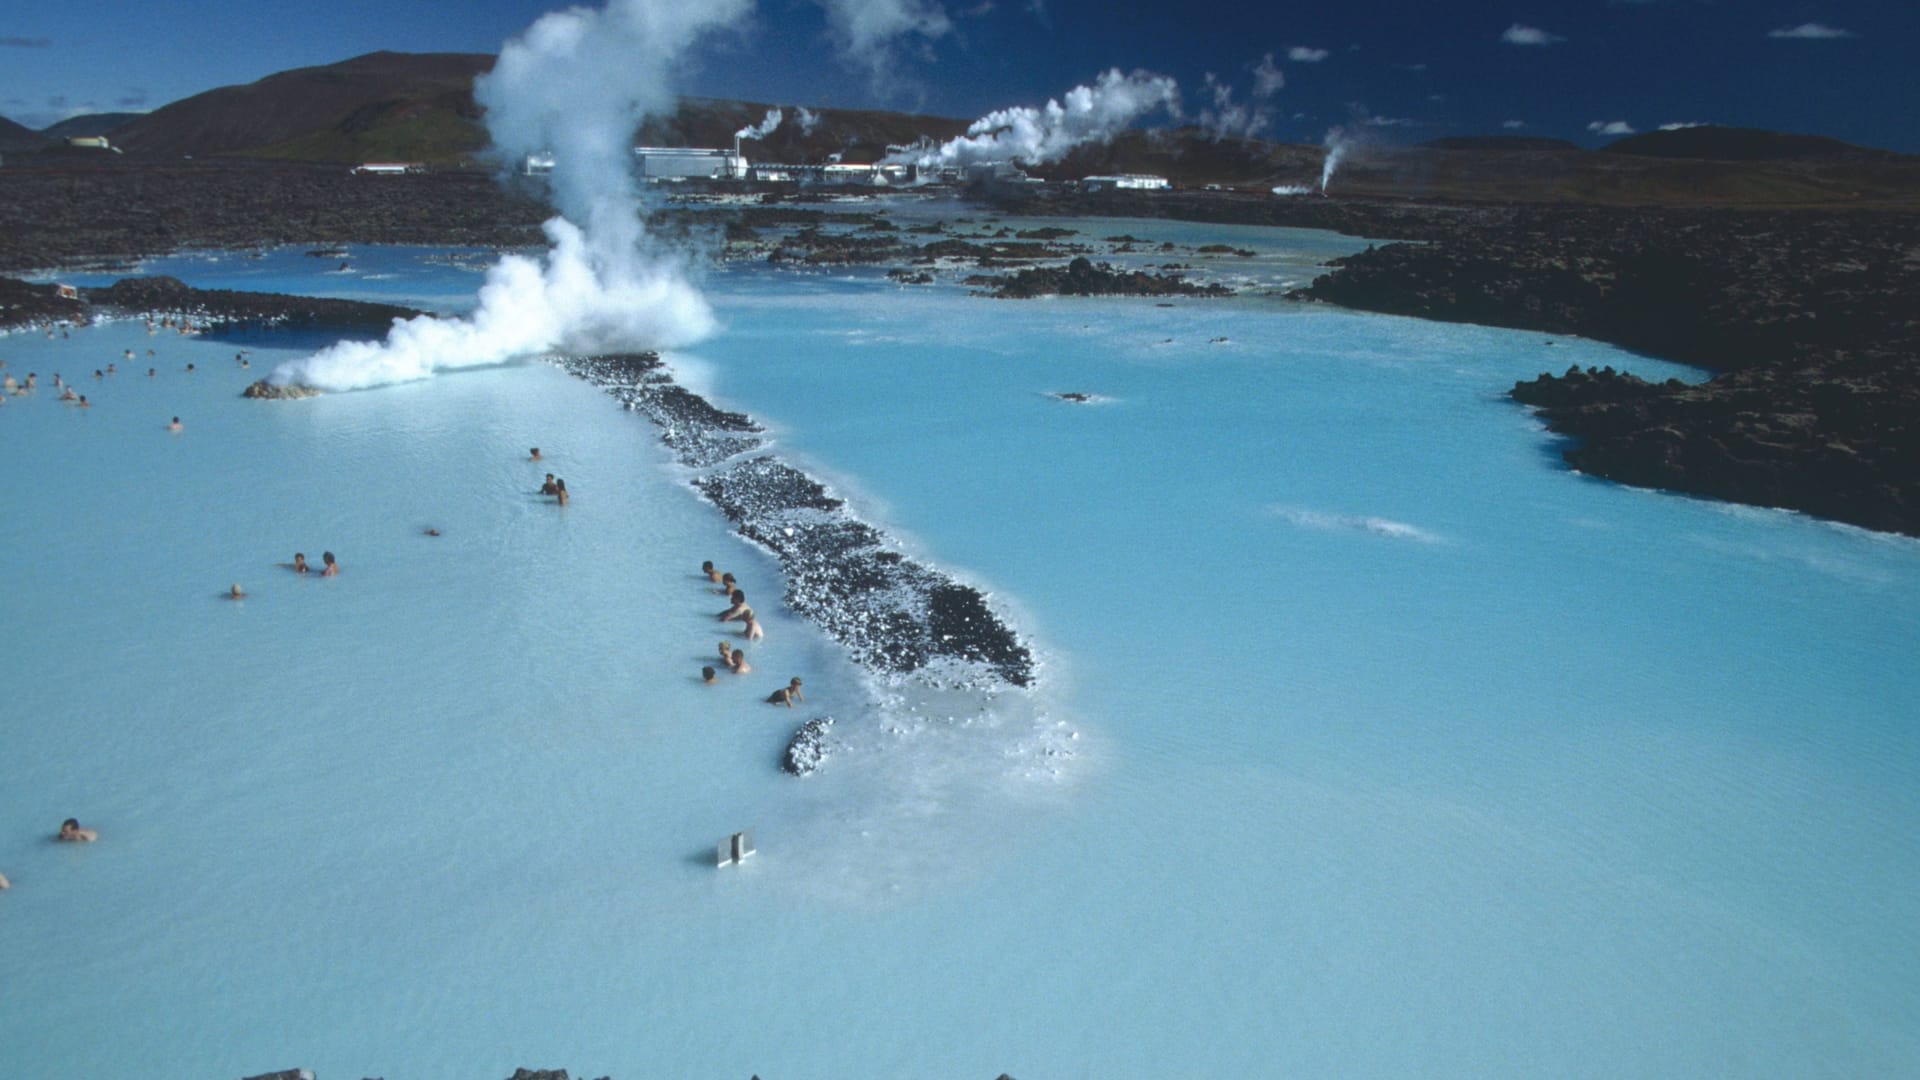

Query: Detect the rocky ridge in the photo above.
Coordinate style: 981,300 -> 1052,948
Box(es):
557,352 -> 1035,714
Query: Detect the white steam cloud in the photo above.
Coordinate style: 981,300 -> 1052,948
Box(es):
1320,125 -> 1353,192
889,69 -> 1180,169
1286,46 -> 1328,63
736,107 -> 784,140
1587,120 -> 1636,136
1197,73 -> 1270,141
1251,53 -> 1286,98
797,106 -> 822,134
271,0 -> 749,392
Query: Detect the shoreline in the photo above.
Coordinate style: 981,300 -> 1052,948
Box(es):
6,164 -> 1913,536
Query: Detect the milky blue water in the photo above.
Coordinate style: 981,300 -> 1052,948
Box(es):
4,212 -> 1918,1078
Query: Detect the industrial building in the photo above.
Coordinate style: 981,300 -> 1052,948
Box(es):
1080,174 -> 1170,192
633,146 -> 748,181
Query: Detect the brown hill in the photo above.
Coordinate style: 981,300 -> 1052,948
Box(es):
110,51 -> 495,163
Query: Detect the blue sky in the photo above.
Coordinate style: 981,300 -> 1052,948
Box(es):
3,0 -> 1916,151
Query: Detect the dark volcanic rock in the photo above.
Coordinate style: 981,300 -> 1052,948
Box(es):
781,715 -> 835,776
242,379 -> 324,400
1513,361 -> 1920,535
973,256 -> 1231,299
1287,206 -> 1920,536
0,162 -> 547,273
0,276 -> 87,329
90,275 -> 422,330
559,353 -> 1035,688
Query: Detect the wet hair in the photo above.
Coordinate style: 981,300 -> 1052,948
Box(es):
322,551 -> 335,565
171,416 -> 180,424
556,479 -> 567,492
721,572 -> 736,585
62,818 -> 79,831
702,560 -> 714,573
790,677 -> 803,687
730,589 -> 745,604
702,666 -> 716,680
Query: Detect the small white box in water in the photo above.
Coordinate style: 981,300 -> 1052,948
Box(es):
716,830 -> 755,867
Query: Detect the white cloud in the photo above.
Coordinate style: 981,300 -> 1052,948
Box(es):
1587,120 -> 1636,135
1252,53 -> 1285,98
1768,22 -> 1855,40
814,0 -> 953,83
1502,119 -> 1527,129
1288,46 -> 1329,63
1501,24 -> 1565,46
1658,121 -> 1707,130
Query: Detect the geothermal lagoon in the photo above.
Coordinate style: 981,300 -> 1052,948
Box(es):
3,208 -> 1919,1078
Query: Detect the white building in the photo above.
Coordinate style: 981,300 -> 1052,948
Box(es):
1082,174 -> 1171,192
634,147 -> 748,180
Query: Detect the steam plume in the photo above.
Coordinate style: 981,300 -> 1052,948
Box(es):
270,0 -> 749,391
796,106 -> 822,134
736,107 -> 784,140
889,69 -> 1179,169
1320,125 -> 1351,192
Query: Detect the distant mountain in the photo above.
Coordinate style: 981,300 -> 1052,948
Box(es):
1423,135 -> 1579,153
110,51 -> 495,163
0,115 -> 51,155
94,51 -> 970,167
40,113 -> 145,140
1602,126 -> 1888,161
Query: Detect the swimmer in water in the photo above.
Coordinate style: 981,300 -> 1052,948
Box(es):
185,363 -> 195,373
702,560 -> 725,585
168,416 -> 182,432
60,387 -> 77,401
228,584 -> 246,599
75,395 -> 90,408
0,869 -> 9,889
766,677 -> 803,707
554,479 -> 568,506
57,818 -> 98,843
718,641 -> 734,666
321,551 -> 338,577
728,649 -> 751,675
424,527 -> 441,537
147,368 -> 156,378
529,447 -> 542,461
539,473 -> 558,496
714,571 -> 737,596
292,553 -> 309,574
743,614 -> 765,641
718,590 -> 751,623
702,666 -> 718,684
